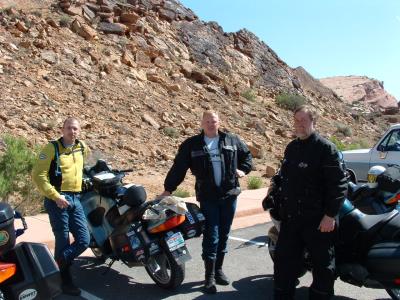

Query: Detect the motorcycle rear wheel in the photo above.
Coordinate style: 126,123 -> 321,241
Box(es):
145,251 -> 185,289
386,288 -> 400,300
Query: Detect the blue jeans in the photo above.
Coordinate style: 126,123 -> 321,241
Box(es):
44,193 -> 90,264
200,197 -> 237,260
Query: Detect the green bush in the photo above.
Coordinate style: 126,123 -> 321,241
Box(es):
275,93 -> 306,111
336,123 -> 352,137
59,15 -> 71,27
330,136 -> 346,151
241,89 -> 257,102
172,188 -> 191,198
247,176 -> 263,190
0,135 -> 39,204
163,127 -> 179,139
330,136 -> 369,151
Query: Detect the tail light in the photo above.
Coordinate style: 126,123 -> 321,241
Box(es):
0,262 -> 16,283
394,278 -> 400,285
385,192 -> 400,205
148,215 -> 186,234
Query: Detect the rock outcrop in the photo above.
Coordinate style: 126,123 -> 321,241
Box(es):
0,0 -> 391,200
320,76 -> 398,113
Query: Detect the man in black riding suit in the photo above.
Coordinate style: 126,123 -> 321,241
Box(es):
273,105 -> 347,300
159,110 -> 253,294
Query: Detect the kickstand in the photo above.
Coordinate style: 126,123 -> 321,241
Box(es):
101,259 -> 115,275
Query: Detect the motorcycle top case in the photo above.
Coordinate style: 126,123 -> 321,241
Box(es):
178,202 -> 205,239
0,202 -> 16,255
92,171 -> 122,197
0,242 -> 61,299
109,222 -> 160,263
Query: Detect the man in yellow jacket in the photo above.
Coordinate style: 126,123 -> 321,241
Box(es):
32,117 -> 90,296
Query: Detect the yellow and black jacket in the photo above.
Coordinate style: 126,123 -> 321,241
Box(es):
32,138 -> 89,201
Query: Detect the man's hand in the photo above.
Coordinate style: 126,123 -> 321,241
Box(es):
157,190 -> 171,199
318,215 -> 335,232
55,195 -> 69,209
236,169 -> 245,178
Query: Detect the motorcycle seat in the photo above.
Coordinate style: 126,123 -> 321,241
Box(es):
339,209 -> 399,255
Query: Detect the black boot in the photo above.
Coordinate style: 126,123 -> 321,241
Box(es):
215,253 -> 230,285
203,258 -> 217,294
59,263 -> 81,296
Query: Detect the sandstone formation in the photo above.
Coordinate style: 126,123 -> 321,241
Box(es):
320,76 -> 398,113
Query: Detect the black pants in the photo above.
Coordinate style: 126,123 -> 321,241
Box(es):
273,218 -> 335,300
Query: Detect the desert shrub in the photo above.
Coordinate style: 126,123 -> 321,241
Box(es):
59,15 -> 71,27
330,136 -> 369,151
31,10 -> 42,17
0,135 -> 39,206
275,93 -> 306,111
330,136 -> 346,151
241,89 -> 257,102
163,127 -> 179,138
172,188 -> 191,198
247,176 -> 263,190
336,123 -> 352,137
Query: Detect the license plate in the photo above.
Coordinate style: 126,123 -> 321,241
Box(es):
166,232 -> 185,251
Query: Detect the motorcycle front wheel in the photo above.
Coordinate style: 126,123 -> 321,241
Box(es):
386,288 -> 400,300
145,251 -> 185,289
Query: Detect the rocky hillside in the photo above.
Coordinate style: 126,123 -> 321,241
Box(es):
0,0 -> 394,200
320,76 -> 398,113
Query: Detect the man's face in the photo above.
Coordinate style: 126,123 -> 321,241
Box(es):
201,113 -> 220,137
62,120 -> 80,144
294,110 -> 314,139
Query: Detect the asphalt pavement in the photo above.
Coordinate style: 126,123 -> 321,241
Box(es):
55,223 -> 391,300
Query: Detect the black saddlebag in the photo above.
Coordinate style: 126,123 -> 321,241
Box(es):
109,222 -> 160,263
366,242 -> 400,276
178,202 -> 205,239
0,242 -> 61,299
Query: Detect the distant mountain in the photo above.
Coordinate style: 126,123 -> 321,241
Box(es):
320,76 -> 398,112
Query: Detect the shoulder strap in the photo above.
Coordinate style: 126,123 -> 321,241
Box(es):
77,140 -> 85,164
50,140 -> 61,176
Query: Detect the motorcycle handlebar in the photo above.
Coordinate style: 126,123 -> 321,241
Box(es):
115,169 -> 133,173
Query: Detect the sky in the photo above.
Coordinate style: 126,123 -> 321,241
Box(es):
179,0 -> 400,100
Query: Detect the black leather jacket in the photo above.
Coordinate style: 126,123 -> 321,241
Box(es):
279,132 -> 347,220
164,131 -> 253,202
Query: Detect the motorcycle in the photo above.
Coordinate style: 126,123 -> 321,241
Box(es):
267,198 -> 400,300
348,165 -> 400,215
80,160 -> 205,289
0,202 -> 61,299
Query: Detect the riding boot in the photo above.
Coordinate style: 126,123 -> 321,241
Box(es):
215,253 -> 230,285
58,260 -> 81,296
203,258 -> 217,294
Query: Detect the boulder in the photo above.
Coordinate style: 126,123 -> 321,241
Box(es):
97,22 -> 127,35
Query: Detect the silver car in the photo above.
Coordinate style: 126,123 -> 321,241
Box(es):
343,124 -> 400,183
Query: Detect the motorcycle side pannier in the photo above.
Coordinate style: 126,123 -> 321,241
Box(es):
1,242 -> 61,299
179,202 -> 205,239
0,203 -> 16,255
366,242 -> 400,276
109,222 -> 160,263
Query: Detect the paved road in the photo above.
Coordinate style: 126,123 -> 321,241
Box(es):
56,223 -> 391,300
